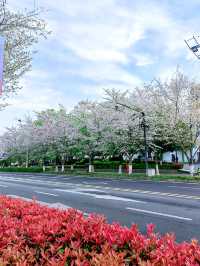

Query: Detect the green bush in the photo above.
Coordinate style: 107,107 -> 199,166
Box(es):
0,167 -> 43,173
90,161 -> 183,170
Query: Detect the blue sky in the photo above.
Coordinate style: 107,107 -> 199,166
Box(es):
0,0 -> 200,131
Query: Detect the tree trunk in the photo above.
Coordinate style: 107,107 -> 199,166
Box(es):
89,164 -> 94,173
118,165 -> 122,174
190,147 -> 193,164
89,156 -> 94,173
181,150 -> 185,164
190,164 -> 194,177
25,148 -> 29,168
128,158 -> 133,175
61,155 -> 65,172
155,163 -> 160,175
128,164 -> 132,175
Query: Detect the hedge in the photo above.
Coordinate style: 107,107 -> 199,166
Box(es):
0,196 -> 199,265
79,161 -> 183,170
0,167 -> 43,173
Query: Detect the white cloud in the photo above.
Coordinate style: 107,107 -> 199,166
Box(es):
4,70 -> 75,112
80,83 -> 138,99
2,0 -> 200,132
132,53 -> 155,66
66,62 -> 142,87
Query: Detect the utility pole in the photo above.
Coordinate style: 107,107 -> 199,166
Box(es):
114,101 -> 149,176
141,112 -> 149,176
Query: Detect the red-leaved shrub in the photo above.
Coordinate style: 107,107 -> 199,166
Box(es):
0,195 -> 199,265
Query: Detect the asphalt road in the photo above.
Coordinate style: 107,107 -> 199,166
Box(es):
0,172 -> 200,242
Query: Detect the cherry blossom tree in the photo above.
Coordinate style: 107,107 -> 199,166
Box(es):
71,101 -> 108,173
148,69 -> 200,173
0,1 -> 49,105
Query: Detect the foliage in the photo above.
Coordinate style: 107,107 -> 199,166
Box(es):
0,2 -> 49,104
0,166 -> 43,172
1,69 -> 200,169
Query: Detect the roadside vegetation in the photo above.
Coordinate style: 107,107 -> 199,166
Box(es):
1,165 -> 200,182
0,195 -> 200,265
1,69 -> 200,177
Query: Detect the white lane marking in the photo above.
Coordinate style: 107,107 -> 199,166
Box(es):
0,176 -> 74,188
34,191 -> 58,197
1,176 -> 200,201
0,184 -> 8,188
126,207 -> 192,221
94,195 -> 146,203
159,180 -> 199,185
79,188 -> 104,193
55,189 -> 146,203
83,181 -> 108,185
168,185 -> 200,190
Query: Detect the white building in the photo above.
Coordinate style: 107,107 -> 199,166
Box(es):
162,150 -> 200,163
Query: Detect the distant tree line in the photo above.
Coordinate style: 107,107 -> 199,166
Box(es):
1,69 -> 200,174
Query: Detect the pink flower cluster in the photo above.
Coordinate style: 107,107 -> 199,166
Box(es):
0,195 -> 199,265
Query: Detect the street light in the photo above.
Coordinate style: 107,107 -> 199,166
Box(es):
115,102 -> 149,176
140,112 -> 149,176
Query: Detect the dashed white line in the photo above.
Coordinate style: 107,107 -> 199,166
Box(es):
1,176 -> 200,201
126,207 -> 192,221
34,191 -> 58,197
168,185 -> 200,190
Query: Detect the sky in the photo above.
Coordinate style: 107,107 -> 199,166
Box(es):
0,0 -> 200,132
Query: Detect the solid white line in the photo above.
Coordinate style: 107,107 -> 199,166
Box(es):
168,185 -> 200,190
126,207 -> 192,221
55,189 -> 146,203
34,191 -> 58,197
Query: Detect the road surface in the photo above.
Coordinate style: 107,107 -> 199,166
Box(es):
0,172 -> 199,242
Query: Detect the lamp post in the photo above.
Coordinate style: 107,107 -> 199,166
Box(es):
115,103 -> 149,176
140,112 -> 149,176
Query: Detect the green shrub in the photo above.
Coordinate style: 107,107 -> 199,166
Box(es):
0,167 -> 43,173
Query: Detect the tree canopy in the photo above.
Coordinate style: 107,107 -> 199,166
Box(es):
0,1 -> 49,104
1,69 -> 200,171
